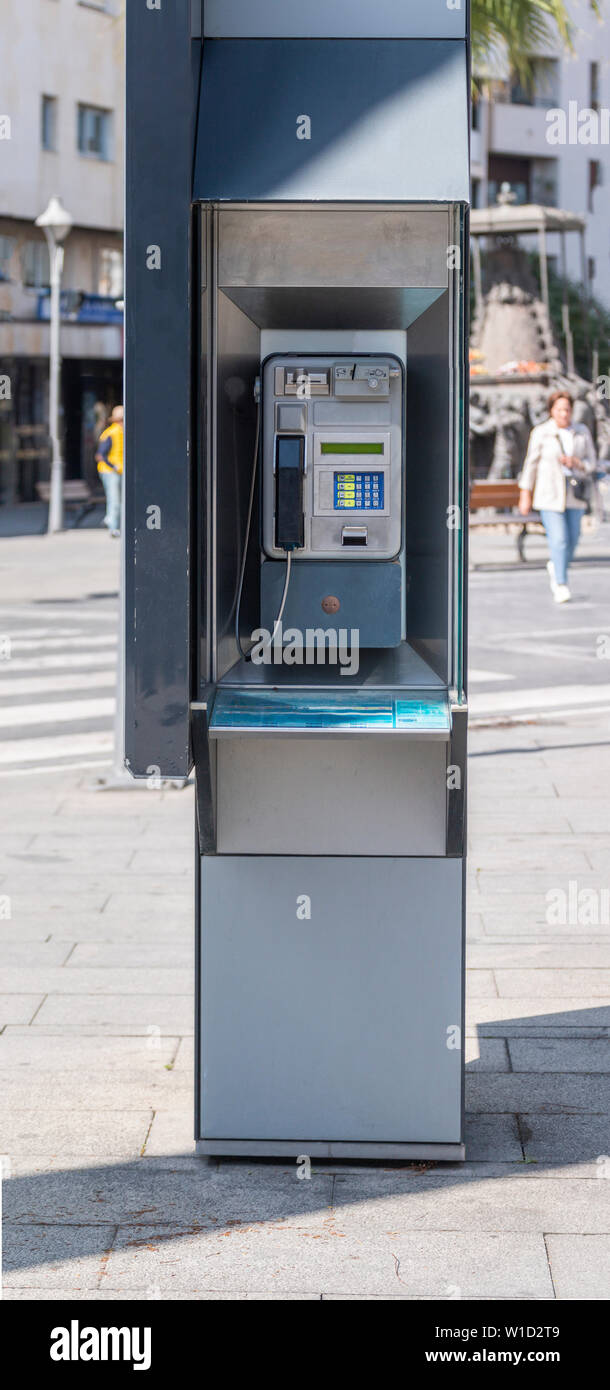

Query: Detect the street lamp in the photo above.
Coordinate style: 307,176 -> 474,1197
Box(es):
35,196 -> 73,534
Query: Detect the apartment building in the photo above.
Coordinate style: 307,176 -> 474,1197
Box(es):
0,0 -> 124,505
471,0 -> 610,310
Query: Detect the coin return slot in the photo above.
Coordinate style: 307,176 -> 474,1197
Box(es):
342,527 -> 368,547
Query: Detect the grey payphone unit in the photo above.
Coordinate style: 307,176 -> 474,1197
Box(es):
261,354 -> 405,646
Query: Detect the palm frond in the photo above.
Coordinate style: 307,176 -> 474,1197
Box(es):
472,0 -> 602,87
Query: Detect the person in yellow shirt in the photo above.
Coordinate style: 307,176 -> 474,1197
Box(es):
96,405 -> 124,537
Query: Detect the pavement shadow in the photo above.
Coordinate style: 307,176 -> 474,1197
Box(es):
3,1004 -> 609,1278
0,502 -> 105,537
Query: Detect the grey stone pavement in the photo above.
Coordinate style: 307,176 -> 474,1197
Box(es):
0,519 -> 609,1301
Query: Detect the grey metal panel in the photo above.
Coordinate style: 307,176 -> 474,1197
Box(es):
260,559 -> 403,647
215,739 -> 447,855
200,856 -> 463,1144
221,287 -> 447,332
194,42 -> 470,203
447,704 -> 467,858
219,642 -> 445,690
213,291 -> 260,681
124,1 -> 199,776
218,208 -> 449,288
405,291 -> 451,682
204,1 -> 467,39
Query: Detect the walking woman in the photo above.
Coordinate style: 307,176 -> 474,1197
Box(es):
519,391 -> 596,603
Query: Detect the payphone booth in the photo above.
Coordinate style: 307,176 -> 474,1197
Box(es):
125,2 -> 470,1160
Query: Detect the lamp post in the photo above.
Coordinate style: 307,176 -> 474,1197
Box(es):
35,196 -> 73,534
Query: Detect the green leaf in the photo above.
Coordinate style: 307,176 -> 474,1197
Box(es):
472,0 -> 601,88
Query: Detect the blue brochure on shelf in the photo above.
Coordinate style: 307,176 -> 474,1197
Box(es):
210,688 -> 450,734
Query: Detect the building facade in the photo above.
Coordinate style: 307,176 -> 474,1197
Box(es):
471,0 -> 610,313
0,0 -> 124,505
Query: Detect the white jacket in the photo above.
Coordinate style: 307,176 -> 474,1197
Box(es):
519,417 -> 597,512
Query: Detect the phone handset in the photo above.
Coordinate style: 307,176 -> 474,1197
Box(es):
274,434 -> 305,552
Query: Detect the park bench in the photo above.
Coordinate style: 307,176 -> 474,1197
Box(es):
469,478 -> 543,562
35,479 -> 103,532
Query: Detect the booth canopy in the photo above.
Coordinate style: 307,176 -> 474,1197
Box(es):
194,39 -> 470,203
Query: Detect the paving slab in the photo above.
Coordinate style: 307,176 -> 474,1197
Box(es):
495,969 -> 610,998
557,801 -> 610,833
66,942 -> 193,969
508,1038 -> 610,1073
100,894 -> 193,922
3,1224 -> 114,1290
30,994 -> 194,1032
482,917 -> 610,937
144,1110 -> 195,1157
2,1287 -> 320,1300
467,999 -> 610,1029
0,849 -> 134,874
546,1235 -> 610,1300
520,1114 -> 610,1163
465,1038 -> 509,1071
45,921 -> 191,943
3,1162 -> 334,1225
466,1072 -> 610,1113
464,1114 -> 523,1161
102,1224 -> 553,1299
0,924 -> 53,942
0,967 -> 193,996
331,1172 -> 610,1234
468,943 -> 610,969
0,940 -> 73,967
0,1108 -> 152,1158
477,872 -> 605,895
465,970 -> 497,997
0,1031 -> 180,1069
0,1072 -> 191,1112
0,996 -> 44,1026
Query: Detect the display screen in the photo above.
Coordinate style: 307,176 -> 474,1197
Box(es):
334,471 -> 384,511
321,442 -> 384,455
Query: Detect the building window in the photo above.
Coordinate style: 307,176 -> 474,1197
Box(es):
590,62 -> 600,111
500,59 -> 560,110
77,103 -> 112,160
0,235 -> 16,281
41,95 -> 58,151
22,240 -> 50,288
488,155 -> 531,207
531,158 -> 558,208
589,160 -> 601,213
98,247 -> 123,298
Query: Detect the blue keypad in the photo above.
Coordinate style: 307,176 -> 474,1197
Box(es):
334,472 -> 384,511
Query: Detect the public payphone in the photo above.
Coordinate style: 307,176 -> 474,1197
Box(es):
259,353 -> 405,647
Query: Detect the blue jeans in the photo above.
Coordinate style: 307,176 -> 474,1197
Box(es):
539,508 -> 582,586
101,470 -> 122,532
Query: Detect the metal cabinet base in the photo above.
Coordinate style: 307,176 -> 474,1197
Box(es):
198,855 -> 464,1156
196,1139 -> 465,1160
